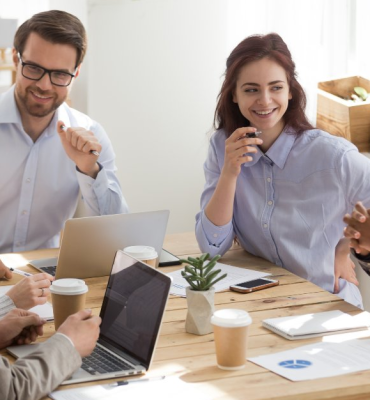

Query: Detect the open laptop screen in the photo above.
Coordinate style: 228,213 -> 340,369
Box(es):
99,251 -> 171,368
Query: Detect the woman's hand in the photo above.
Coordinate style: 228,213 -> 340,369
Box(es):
205,127 -> 263,227
334,238 -> 359,293
222,127 -> 263,178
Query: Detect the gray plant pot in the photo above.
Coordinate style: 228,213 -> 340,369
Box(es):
185,286 -> 215,335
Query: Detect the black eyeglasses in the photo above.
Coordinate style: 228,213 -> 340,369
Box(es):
17,53 -> 77,87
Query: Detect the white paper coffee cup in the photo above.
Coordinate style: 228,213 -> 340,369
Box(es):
50,279 -> 88,330
211,309 -> 252,370
123,245 -> 158,268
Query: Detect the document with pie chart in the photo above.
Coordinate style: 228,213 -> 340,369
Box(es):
249,339 -> 370,381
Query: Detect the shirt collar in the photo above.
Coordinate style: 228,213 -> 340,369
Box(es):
0,86 -> 21,124
244,126 -> 297,170
0,85 -> 71,137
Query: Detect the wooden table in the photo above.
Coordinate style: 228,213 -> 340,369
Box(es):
1,232 -> 370,400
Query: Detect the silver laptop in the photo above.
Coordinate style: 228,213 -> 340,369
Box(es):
28,210 -> 169,279
8,250 -> 172,384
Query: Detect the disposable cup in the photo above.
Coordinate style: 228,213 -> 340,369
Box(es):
123,245 -> 158,268
50,278 -> 88,330
211,309 -> 252,370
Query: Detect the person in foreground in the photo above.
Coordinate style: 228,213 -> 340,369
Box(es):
195,33 -> 370,308
0,308 -> 101,400
0,9 -> 128,254
0,259 -> 54,318
344,201 -> 370,276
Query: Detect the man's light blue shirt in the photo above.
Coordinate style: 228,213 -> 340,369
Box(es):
0,86 -> 128,253
196,127 -> 370,308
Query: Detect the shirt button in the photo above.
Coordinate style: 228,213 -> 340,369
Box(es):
26,178 -> 31,183
263,223 -> 268,228
267,178 -> 271,182
268,201 -> 273,206
213,233 -> 218,238
21,210 -> 27,215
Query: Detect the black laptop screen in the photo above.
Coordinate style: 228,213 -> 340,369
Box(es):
99,251 -> 171,368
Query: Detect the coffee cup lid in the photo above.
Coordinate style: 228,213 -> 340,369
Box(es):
211,309 -> 252,327
50,278 -> 88,295
123,245 -> 158,260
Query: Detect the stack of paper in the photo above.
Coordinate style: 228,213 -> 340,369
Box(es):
262,310 -> 370,340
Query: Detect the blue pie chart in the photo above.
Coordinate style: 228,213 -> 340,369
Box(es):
279,359 -> 312,369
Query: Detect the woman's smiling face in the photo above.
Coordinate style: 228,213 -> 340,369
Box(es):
233,57 -> 292,144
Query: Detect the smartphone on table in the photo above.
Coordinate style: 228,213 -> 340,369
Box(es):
229,278 -> 279,293
159,249 -> 181,267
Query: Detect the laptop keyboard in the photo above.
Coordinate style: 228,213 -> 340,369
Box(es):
81,345 -> 133,375
39,265 -> 57,276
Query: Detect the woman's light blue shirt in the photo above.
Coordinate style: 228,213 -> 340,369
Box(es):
196,127 -> 370,308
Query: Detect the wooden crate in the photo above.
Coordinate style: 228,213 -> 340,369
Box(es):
316,76 -> 370,152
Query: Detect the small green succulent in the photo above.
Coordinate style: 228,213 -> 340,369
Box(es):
180,253 -> 227,291
354,86 -> 368,101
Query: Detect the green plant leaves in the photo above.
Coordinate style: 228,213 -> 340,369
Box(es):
180,253 -> 226,291
354,86 -> 368,101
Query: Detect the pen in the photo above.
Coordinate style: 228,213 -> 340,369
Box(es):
9,268 -> 33,277
238,130 -> 262,140
245,130 -> 262,138
110,376 -> 165,387
60,125 -> 100,157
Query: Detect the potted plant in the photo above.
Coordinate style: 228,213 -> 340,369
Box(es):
180,253 -> 227,335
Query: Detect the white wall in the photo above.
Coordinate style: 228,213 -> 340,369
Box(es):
87,0 -> 227,233
49,0 -> 89,113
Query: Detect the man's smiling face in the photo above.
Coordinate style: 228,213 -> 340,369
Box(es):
13,32 -> 79,119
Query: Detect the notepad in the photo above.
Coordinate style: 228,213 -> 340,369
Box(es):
262,310 -> 370,340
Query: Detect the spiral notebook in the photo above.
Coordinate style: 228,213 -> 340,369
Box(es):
262,310 -> 370,340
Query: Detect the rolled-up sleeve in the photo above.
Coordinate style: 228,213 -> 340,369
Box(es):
195,133 -> 235,256
76,122 -> 129,215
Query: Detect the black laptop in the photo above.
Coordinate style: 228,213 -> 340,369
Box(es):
8,250 -> 172,384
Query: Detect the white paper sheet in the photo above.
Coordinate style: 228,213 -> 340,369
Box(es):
249,338 -> 370,381
0,285 -> 54,320
49,376 -> 223,400
167,262 -> 270,297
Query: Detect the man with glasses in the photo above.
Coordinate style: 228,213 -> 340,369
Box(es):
0,10 -> 128,254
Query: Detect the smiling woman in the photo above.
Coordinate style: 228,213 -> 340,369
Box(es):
231,58 -> 292,152
195,33 -> 370,310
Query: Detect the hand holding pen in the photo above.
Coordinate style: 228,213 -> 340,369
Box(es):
223,127 -> 263,177
57,121 -> 101,179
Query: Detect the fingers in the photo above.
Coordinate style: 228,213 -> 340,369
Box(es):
20,314 -> 46,328
71,308 -> 93,321
343,224 -> 360,240
230,127 -> 260,141
58,121 -> 101,155
7,272 -> 54,309
224,128 -> 263,173
0,259 -> 12,280
353,201 -> 368,221
333,275 -> 339,294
